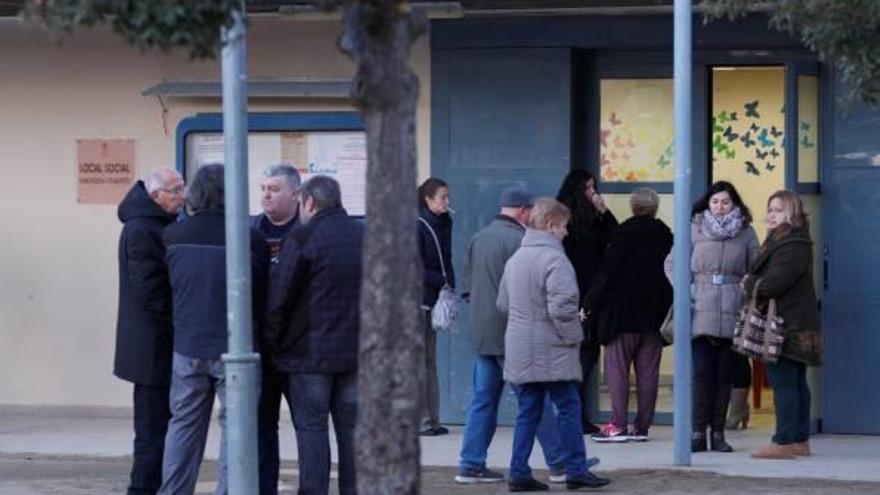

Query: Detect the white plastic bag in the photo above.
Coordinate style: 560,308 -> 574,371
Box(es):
431,285 -> 459,333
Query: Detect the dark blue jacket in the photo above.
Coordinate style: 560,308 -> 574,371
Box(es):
418,206 -> 455,307
164,211 -> 270,360
266,207 -> 364,373
114,181 -> 177,386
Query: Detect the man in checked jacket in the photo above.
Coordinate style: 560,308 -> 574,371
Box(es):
266,175 -> 364,495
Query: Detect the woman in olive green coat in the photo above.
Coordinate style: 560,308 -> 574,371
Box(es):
745,190 -> 821,460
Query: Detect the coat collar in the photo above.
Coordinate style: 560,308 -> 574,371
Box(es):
751,228 -> 812,273
522,228 -> 564,251
494,214 -> 525,232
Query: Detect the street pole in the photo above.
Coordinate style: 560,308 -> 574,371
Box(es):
220,2 -> 260,492
673,0 -> 693,466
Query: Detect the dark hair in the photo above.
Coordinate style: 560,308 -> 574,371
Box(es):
691,181 -> 752,224
418,177 -> 448,208
300,175 -> 342,211
187,164 -> 225,213
556,169 -> 598,228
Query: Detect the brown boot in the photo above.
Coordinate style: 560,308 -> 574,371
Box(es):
751,443 -> 797,459
790,441 -> 811,456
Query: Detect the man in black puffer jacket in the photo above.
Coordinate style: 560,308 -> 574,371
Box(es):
114,168 -> 184,495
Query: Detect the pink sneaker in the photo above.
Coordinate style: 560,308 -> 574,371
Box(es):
590,423 -> 629,443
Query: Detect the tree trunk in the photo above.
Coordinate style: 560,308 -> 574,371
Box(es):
338,2 -> 426,494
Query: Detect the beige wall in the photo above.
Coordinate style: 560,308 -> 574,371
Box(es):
0,17 -> 431,407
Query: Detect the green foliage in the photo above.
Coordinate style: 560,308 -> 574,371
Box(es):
24,0 -> 242,59
702,0 -> 880,105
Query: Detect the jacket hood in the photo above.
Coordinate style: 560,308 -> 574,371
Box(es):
522,228 -> 564,251
615,215 -> 672,242
118,181 -> 176,224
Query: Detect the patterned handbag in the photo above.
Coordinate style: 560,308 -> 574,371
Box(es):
733,279 -> 785,363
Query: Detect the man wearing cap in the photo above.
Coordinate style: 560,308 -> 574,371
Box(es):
455,187 -> 568,484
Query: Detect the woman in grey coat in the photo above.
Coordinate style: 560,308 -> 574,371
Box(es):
666,181 -> 759,453
498,198 -> 609,492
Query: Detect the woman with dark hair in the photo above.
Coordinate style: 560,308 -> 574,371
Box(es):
417,177 -> 454,436
748,191 -> 820,460
665,181 -> 759,452
556,169 -> 618,434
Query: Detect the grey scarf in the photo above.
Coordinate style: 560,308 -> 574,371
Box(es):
701,207 -> 745,240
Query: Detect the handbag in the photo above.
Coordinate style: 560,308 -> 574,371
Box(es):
659,306 -> 674,344
418,217 -> 459,332
732,279 -> 785,363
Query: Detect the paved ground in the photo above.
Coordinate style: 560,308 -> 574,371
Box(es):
2,411 -> 880,493
3,454 -> 880,494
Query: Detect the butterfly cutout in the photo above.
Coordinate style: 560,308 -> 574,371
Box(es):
725,148 -> 735,159
740,131 -> 755,148
729,112 -> 738,121
755,149 -> 769,159
744,100 -> 760,118
600,129 -> 611,148
770,148 -> 780,158
724,126 -> 739,142
801,136 -> 816,149
750,122 -> 760,132
600,153 -> 611,167
765,162 -> 776,172
657,154 -> 671,168
757,128 -> 775,148
745,161 -> 760,176
800,122 -> 811,131
610,112 -> 622,126
770,126 -> 783,138
625,172 -> 638,182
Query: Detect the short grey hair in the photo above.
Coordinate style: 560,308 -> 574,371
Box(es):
144,168 -> 179,194
630,187 -> 659,217
300,175 -> 342,212
262,164 -> 301,191
187,164 -> 225,213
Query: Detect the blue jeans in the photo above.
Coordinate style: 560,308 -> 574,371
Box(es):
459,356 -> 565,472
257,364 -> 291,495
766,356 -> 811,445
287,372 -> 357,495
159,353 -> 228,495
510,381 -> 588,481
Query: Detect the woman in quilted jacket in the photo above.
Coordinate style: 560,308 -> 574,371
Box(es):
666,181 -> 759,453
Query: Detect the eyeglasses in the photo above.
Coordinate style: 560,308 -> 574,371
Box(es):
159,186 -> 185,195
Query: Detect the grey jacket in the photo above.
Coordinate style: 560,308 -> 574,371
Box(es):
498,229 -> 583,385
461,215 -> 525,356
665,220 -> 760,339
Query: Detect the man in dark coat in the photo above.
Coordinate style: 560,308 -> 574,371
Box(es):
250,164 -> 301,495
114,168 -> 184,495
159,164 -> 269,495
266,175 -> 364,495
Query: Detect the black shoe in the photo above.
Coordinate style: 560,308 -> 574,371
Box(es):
509,477 -> 549,492
582,422 -> 601,435
566,471 -> 611,490
710,431 -> 733,453
419,426 -> 449,436
691,431 -> 707,453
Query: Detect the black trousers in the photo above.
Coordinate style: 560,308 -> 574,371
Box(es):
692,337 -> 733,432
730,351 -> 752,389
578,340 -> 601,427
258,364 -> 292,495
128,384 -> 171,495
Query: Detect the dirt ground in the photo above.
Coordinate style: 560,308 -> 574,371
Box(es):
2,453 -> 879,494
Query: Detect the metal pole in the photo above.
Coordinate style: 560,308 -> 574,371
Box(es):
221,3 -> 260,493
673,0 -> 693,466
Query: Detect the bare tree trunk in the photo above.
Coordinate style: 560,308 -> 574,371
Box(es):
338,2 -> 426,494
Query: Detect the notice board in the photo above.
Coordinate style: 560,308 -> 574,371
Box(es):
77,139 -> 136,204
185,131 -> 367,216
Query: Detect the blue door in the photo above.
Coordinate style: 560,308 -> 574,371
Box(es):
432,47 -> 573,424
821,81 -> 880,434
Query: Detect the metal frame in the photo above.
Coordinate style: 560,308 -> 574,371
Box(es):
174,111 -> 364,177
